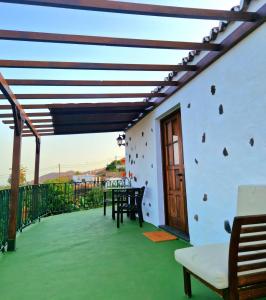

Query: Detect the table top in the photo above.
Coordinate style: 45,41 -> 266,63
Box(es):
104,187 -> 140,191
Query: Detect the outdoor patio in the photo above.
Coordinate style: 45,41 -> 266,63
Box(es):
0,208 -> 219,300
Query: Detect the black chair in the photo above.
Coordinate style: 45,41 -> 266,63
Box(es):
117,187 -> 145,228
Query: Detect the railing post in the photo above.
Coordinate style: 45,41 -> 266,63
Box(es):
34,137 -> 41,185
8,114 -> 24,251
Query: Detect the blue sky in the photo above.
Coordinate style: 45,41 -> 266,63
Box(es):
0,0 -> 239,184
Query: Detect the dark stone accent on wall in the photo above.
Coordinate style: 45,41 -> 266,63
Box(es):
187,103 -> 191,108
223,148 -> 229,157
149,203 -> 151,207
134,176 -> 137,182
249,138 -> 254,147
195,159 -> 199,164
224,220 -> 232,234
211,85 -> 216,95
142,155 -> 144,159
129,154 -> 131,160
142,132 -> 144,137
136,154 -> 138,158
194,214 -> 199,222
145,142 -> 148,146
145,180 -> 148,186
143,202 -> 145,206
151,128 -> 154,132
219,104 -> 224,115
203,194 -> 208,202
202,133 -> 206,143
129,137 -> 132,141
151,164 -> 153,168
126,142 -> 128,147
146,213 -> 150,217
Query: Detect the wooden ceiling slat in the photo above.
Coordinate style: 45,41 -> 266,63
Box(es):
23,133 -> 54,137
0,112 -> 50,118
10,120 -> 131,129
3,118 -> 52,124
0,29 -> 221,51
10,124 -> 53,129
23,128 -> 54,133
6,79 -> 179,86
0,0 -> 260,21
0,59 -> 197,71
0,93 -> 165,100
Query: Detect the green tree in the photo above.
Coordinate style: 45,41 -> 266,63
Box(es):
8,166 -> 27,186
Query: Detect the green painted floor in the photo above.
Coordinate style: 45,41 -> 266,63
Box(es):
0,208 -> 220,300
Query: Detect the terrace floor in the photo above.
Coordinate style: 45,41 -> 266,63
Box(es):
0,208 -> 220,300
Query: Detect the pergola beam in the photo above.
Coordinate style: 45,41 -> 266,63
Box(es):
0,72 -> 39,137
0,29 -> 221,51
6,79 -> 179,86
0,93 -> 165,100
0,59 -> 197,71
0,0 -> 260,21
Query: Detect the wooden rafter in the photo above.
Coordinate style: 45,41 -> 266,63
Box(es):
6,79 -> 179,86
0,93 -> 165,100
0,0 -> 260,21
0,59 -> 197,71
0,72 -> 39,137
0,29 -> 221,51
0,102 -> 155,110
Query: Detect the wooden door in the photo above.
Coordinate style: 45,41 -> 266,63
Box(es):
161,110 -> 189,236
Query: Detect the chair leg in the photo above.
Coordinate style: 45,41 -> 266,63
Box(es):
103,192 -> 106,216
183,267 -> 192,298
121,208 -> 123,223
117,204 -> 120,228
103,201 -> 106,216
137,204 -> 143,227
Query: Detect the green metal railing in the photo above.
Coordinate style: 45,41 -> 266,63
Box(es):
0,189 -> 10,252
0,179 -> 130,251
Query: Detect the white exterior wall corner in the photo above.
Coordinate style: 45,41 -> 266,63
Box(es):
126,2 -> 266,246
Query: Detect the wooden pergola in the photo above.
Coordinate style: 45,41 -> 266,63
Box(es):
0,0 -> 265,251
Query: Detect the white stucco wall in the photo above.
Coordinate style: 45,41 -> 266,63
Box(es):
126,3 -> 266,245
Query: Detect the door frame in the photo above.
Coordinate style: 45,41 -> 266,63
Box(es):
160,108 -> 190,239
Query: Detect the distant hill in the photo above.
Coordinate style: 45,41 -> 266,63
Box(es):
39,171 -> 75,183
37,158 -> 125,183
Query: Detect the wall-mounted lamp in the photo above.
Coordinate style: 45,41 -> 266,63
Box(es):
117,134 -> 126,147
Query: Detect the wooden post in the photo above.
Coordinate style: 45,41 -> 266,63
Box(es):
7,115 -> 24,251
34,137 -> 41,185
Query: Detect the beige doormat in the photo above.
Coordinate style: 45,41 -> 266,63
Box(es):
143,231 -> 177,242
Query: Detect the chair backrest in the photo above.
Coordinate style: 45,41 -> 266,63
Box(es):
229,214 -> 266,299
237,185 -> 266,216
